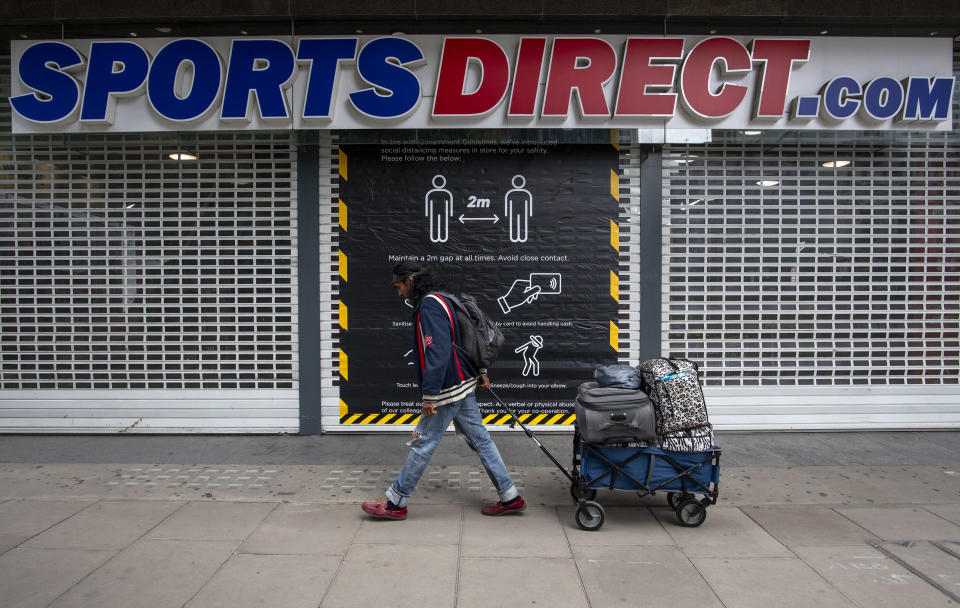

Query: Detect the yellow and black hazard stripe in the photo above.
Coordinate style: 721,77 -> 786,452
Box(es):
337,148 -> 354,424
338,411 -> 578,425
609,128 -> 621,355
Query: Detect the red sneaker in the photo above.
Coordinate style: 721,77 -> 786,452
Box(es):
481,496 -> 526,516
361,499 -> 407,520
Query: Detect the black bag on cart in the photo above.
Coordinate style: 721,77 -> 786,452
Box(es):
575,382 -> 656,445
659,424 -> 715,452
637,358 -> 709,436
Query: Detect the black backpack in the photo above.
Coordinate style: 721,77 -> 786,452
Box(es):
427,292 -> 505,370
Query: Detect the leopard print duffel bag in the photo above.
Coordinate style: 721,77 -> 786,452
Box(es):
637,357 -> 709,436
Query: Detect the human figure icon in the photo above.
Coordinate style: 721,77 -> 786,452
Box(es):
514,335 -> 544,377
426,175 -> 453,243
505,175 -> 533,243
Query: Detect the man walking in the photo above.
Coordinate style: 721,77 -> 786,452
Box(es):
361,261 -> 525,520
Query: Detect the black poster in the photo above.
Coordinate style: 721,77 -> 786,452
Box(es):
338,140 -> 620,425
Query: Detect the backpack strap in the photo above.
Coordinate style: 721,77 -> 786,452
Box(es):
424,293 -> 456,341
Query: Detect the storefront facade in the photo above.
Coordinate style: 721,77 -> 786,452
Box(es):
0,4 -> 957,433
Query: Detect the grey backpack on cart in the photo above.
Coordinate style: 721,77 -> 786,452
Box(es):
637,358 -> 710,436
575,382 -> 657,445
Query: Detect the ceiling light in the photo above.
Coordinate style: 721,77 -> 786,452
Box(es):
822,160 -> 851,168
756,179 -> 780,187
168,152 -> 197,161
743,130 -> 762,136
155,26 -> 172,33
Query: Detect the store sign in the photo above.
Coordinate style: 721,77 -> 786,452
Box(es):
8,35 -> 955,132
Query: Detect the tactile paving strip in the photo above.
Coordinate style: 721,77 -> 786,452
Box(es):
105,467 -> 278,490
318,468 -> 527,494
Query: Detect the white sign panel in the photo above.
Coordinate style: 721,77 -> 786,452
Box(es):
8,35 -> 955,133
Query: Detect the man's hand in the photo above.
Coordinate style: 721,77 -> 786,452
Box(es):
422,401 -> 437,418
478,374 -> 491,390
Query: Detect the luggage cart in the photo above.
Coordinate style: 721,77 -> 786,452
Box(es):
489,389 -> 720,531
571,428 -> 720,530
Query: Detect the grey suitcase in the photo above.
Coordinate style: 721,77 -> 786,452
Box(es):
575,382 -> 656,445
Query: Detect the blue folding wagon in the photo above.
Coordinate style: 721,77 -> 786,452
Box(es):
570,428 -> 720,530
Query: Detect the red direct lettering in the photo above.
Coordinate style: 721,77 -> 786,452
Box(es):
615,37 -> 684,117
507,37 -> 547,117
751,39 -> 811,118
432,37 -> 509,116
679,37 -> 751,119
542,37 -> 617,117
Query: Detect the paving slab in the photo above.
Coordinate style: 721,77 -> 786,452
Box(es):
461,505 -> 570,558
836,506 -> 960,541
879,541 -> 960,601
559,505 -> 675,546
651,506 -> 792,557
0,533 -> 26,554
692,556 -> 858,608
184,553 -> 342,608
241,504 -> 364,555
0,464 -> 139,501
22,499 -> 184,550
573,545 -> 723,607
743,505 -> 880,546
48,539 -> 238,608
459,557 -> 588,608
147,500 -> 277,541
320,543 -> 458,608
843,467 -> 960,503
0,499 -> 94,537
722,466 -> 896,505
794,544 -> 956,607
354,503 -> 461,545
927,503 -> 960,526
0,547 -> 116,608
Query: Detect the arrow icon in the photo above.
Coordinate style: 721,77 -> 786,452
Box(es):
458,214 -> 500,224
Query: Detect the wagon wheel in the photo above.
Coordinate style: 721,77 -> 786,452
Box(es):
570,484 -> 597,502
675,498 -> 707,527
575,501 -> 606,531
666,492 -> 693,509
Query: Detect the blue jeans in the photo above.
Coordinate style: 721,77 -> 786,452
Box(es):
385,391 -> 518,508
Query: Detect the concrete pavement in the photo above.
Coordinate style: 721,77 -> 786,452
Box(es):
1,431 -> 959,607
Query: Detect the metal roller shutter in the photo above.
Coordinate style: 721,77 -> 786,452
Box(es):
655,95 -> 960,427
0,56 -> 300,432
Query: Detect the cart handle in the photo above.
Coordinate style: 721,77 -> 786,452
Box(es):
487,388 -> 576,485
